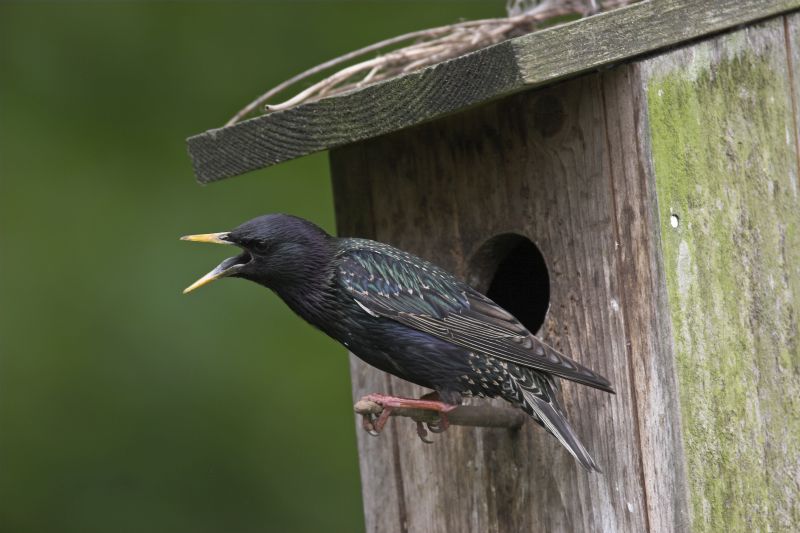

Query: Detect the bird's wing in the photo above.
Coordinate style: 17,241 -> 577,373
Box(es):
336,242 -> 614,393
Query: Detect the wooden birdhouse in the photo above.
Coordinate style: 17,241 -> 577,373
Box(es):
186,1 -> 800,531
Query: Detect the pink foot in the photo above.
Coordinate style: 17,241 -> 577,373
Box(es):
359,393 -> 457,443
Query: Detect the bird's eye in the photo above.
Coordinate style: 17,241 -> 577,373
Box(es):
252,240 -> 271,254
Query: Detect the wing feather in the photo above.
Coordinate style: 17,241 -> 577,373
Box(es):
336,241 -> 614,393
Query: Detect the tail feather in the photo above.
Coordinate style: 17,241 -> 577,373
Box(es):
519,387 -> 600,472
510,366 -> 600,472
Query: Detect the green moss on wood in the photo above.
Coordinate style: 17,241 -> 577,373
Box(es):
646,24 -> 800,532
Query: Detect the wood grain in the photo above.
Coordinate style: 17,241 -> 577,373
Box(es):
788,13 -> 800,168
641,17 -> 800,531
189,40 -> 521,185
330,151 -> 407,533
601,64 -> 691,532
330,73 -> 654,532
189,0 -> 800,184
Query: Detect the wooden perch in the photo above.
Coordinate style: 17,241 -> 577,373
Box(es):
354,398 -> 527,429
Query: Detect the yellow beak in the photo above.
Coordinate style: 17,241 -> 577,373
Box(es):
181,232 -> 242,294
183,267 -> 226,294
180,232 -> 232,245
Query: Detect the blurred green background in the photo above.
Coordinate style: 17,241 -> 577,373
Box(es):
0,2 -> 501,532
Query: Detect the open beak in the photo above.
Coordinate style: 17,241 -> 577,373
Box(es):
181,232 -> 249,294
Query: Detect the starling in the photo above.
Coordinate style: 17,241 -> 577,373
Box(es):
182,214 -> 614,471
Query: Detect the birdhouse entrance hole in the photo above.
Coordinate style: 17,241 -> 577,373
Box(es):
467,234 -> 550,335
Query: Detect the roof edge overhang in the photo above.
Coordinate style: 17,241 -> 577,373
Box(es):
187,0 -> 800,184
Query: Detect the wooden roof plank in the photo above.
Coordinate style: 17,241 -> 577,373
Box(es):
187,0 -> 800,183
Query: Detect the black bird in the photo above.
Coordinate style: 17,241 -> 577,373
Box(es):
182,214 -> 614,471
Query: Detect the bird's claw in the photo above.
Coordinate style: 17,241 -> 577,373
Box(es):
362,413 -> 381,436
426,413 -> 450,434
414,413 -> 450,443
362,405 -> 394,437
416,421 -> 434,443
358,393 -> 457,441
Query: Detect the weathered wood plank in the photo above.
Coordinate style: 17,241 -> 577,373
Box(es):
356,115 -> 484,533
789,13 -> 800,162
189,40 -> 521,185
448,77 -> 649,533
513,0 -> 800,86
188,0 -> 800,184
329,151 -> 405,533
641,17 -> 800,532
331,73 -> 652,532
601,64 -> 691,532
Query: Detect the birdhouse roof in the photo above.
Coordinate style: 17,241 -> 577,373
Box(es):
186,0 -> 799,184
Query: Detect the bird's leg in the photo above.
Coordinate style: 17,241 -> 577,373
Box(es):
359,392 -> 457,442
417,391 -> 452,435
361,392 -> 459,413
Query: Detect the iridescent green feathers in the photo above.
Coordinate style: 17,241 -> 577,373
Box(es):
336,239 -> 614,394
337,239 -> 468,319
